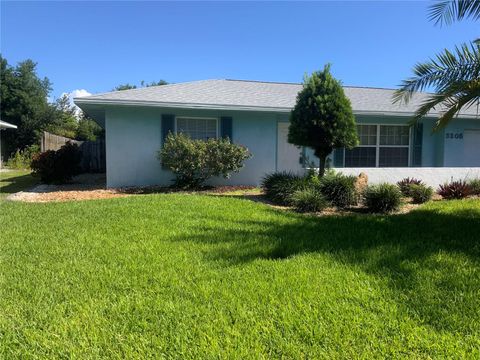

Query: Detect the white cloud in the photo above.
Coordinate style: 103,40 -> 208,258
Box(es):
61,89 -> 92,118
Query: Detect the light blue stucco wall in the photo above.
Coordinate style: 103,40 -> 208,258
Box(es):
104,105 -> 480,188
105,106 -> 289,187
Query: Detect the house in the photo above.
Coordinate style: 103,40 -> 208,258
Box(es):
74,79 -> 480,188
0,120 -> 17,169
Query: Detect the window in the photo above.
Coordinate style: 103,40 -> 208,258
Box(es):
343,124 -> 410,167
176,117 -> 217,141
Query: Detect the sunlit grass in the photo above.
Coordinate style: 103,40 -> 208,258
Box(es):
1,193 -> 479,358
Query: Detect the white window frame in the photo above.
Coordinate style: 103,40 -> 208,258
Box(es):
344,124 -> 411,167
175,116 -> 219,140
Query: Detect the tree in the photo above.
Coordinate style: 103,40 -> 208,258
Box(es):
394,0 -> 480,130
0,56 -> 52,157
429,0 -> 480,25
288,65 -> 358,177
114,83 -> 137,91
114,80 -> 168,91
46,94 -> 78,138
76,113 -> 104,141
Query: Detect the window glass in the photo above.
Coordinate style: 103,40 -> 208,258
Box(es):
379,147 -> 409,167
358,125 -> 377,145
380,126 -> 409,145
177,118 -> 217,140
345,147 -> 376,167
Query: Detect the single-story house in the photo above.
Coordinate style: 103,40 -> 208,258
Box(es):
0,120 -> 17,169
74,79 -> 480,188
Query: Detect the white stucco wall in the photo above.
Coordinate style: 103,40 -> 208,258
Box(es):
336,167 -> 480,188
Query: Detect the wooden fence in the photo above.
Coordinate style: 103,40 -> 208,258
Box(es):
41,131 -> 106,173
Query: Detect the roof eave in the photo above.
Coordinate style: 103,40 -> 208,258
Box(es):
73,98 -> 479,119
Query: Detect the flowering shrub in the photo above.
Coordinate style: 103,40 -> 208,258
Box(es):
158,133 -> 251,189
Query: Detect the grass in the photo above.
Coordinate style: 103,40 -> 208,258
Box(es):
0,169 -> 37,199
1,183 -> 480,358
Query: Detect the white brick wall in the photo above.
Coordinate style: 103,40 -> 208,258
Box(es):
335,168 -> 480,188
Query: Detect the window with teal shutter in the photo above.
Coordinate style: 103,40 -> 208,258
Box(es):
220,117 -> 233,140
411,123 -> 423,167
161,114 -> 175,169
161,114 -> 175,144
333,148 -> 344,167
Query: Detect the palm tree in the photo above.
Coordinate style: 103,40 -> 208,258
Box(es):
394,0 -> 480,130
429,0 -> 480,25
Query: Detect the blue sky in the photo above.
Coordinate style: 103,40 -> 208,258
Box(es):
1,1 -> 478,99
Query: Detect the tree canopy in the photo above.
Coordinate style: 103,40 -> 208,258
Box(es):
0,55 -> 104,159
113,80 -> 168,91
288,65 -> 358,177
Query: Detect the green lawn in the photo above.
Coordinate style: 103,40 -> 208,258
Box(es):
1,179 -> 480,358
0,169 -> 37,199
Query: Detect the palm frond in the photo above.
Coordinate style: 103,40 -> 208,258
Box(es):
393,42 -> 480,104
429,0 -> 480,26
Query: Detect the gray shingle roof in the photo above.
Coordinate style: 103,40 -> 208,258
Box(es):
74,79 -> 479,117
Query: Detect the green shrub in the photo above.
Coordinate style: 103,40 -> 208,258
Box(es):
159,133 -> 251,189
290,188 -> 329,213
364,183 -> 403,213
437,180 -> 471,200
409,184 -> 433,204
5,144 -> 40,169
261,171 -> 311,205
397,177 -> 423,196
31,142 -> 82,184
468,179 -> 480,196
318,173 -> 358,208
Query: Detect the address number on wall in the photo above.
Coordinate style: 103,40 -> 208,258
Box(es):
445,132 -> 463,139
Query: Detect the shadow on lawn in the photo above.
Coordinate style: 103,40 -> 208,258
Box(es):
174,200 -> 480,332
0,174 -> 37,195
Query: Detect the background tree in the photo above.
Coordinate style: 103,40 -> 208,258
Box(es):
394,0 -> 480,130
76,113 -> 104,141
46,94 -> 78,139
114,80 -> 168,91
0,56 -> 52,157
288,65 -> 358,177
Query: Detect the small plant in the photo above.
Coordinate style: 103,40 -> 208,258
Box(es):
364,183 -> 403,213
31,142 -> 82,184
290,188 -> 329,213
5,144 -> 40,169
159,133 -> 251,189
318,173 -> 358,208
468,179 -> 480,196
437,180 -> 471,200
409,184 -> 433,204
261,171 -> 311,205
397,177 -> 423,196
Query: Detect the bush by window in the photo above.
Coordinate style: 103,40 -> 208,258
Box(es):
159,133 -> 251,189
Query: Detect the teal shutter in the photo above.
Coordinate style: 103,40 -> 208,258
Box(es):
161,114 -> 175,144
220,116 -> 233,140
412,123 -> 423,167
333,148 -> 344,168
161,114 -> 175,169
